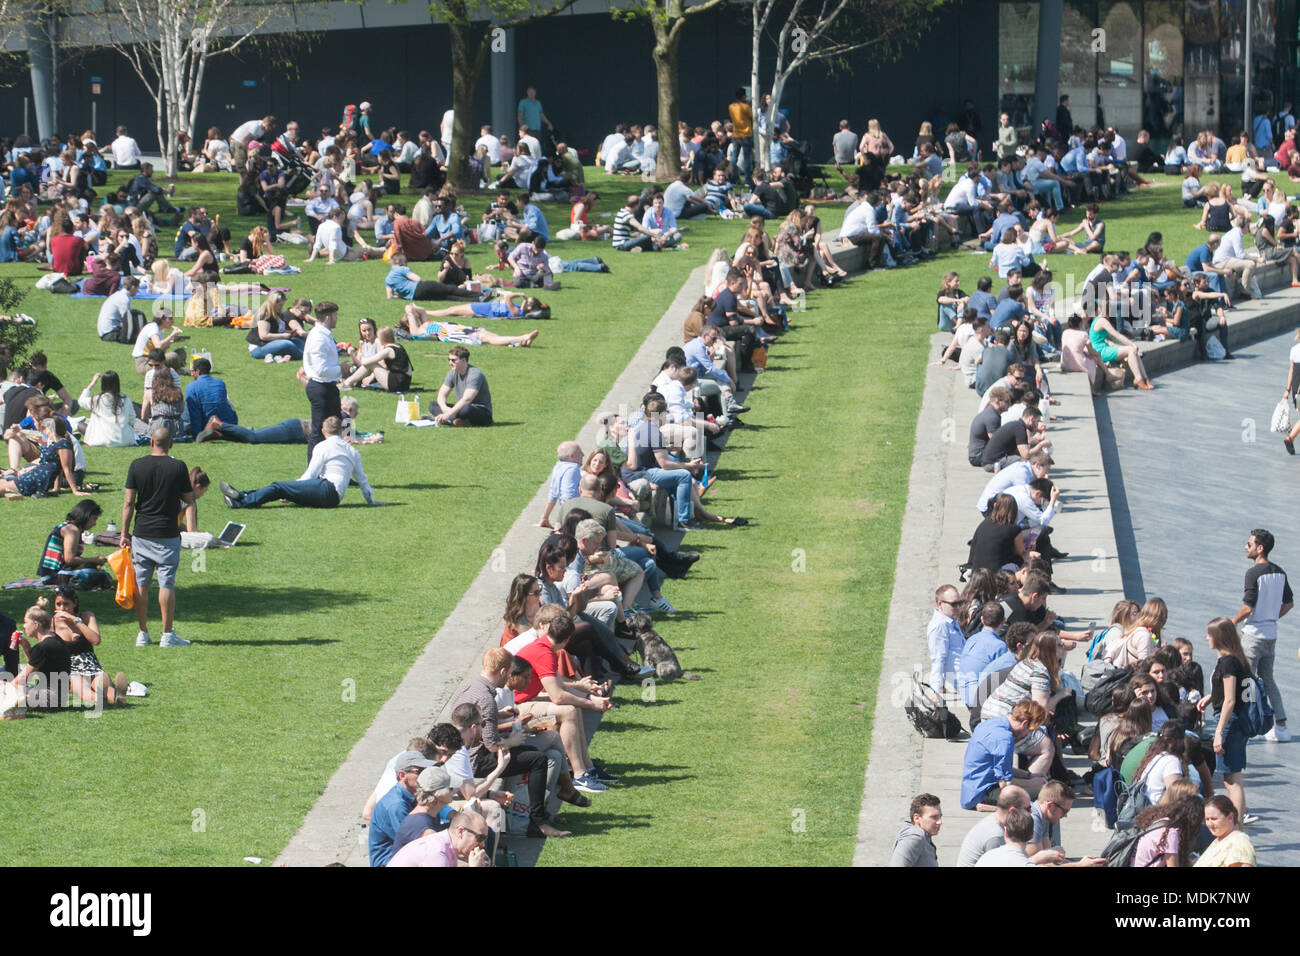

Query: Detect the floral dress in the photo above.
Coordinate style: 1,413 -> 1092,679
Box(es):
13,437 -> 70,497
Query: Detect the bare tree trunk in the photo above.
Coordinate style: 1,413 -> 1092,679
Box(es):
447,15 -> 489,191
751,3 -> 767,174
652,28 -> 681,180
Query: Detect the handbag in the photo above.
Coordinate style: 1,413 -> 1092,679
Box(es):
105,546 -> 137,609
1272,398 -> 1293,434
1103,364 -> 1129,391
394,393 -> 420,424
1205,336 -> 1226,360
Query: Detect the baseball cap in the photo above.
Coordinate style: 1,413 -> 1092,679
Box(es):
393,749 -> 436,772
416,765 -> 452,794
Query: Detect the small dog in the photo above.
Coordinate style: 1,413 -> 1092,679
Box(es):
626,611 -> 700,681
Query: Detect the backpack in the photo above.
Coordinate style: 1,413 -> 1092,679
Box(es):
1238,674 -> 1275,738
1092,767 -> 1120,828
1083,663 -> 1132,718
1101,819 -> 1171,867
1086,624 -> 1120,662
904,675 -> 963,740
1115,764 -> 1154,831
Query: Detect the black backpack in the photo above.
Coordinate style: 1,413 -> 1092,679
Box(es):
1101,819 -> 1171,867
905,675 -> 963,740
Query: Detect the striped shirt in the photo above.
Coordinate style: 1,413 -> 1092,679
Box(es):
704,180 -> 733,210
612,207 -> 637,244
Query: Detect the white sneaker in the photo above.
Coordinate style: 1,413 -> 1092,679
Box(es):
1265,724 -> 1292,742
135,631 -> 151,647
159,632 -> 191,648
126,681 -> 148,697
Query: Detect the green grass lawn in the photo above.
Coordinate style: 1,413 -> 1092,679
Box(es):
0,162 -> 1256,865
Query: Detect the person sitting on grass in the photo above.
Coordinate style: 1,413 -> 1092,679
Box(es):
1057,203 -> 1105,254
5,598 -> 74,710
185,358 -> 237,441
432,347 -> 493,426
398,305 -> 540,349
340,326 -> 413,392
384,251 -> 481,302
219,416 -> 383,509
305,208 -> 377,264
0,415 -> 86,499
36,500 -> 109,581
508,234 -> 553,288
52,586 -> 133,708
245,291 -> 309,363
77,371 -> 138,448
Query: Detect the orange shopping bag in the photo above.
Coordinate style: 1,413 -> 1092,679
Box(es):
105,547 -> 137,609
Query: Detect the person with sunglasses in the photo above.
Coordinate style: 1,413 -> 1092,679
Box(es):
928,585 -> 966,696
387,808 -> 491,867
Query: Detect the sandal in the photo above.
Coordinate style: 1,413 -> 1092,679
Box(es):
558,788 -> 591,808
723,516 -> 749,526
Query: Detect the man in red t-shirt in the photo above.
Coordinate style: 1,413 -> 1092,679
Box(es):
514,605 -> 613,794
49,228 -> 87,277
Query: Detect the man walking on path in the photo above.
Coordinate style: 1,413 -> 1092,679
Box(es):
1232,528 -> 1293,741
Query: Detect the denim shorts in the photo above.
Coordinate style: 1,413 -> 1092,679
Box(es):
1216,714 -> 1247,775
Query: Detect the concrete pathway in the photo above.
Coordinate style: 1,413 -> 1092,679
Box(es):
855,341 -> 1124,865
1102,325 -> 1300,866
275,263 -> 718,866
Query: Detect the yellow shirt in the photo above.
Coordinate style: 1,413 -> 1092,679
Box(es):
1225,143 -> 1248,165
1193,830 -> 1255,867
729,102 -> 753,139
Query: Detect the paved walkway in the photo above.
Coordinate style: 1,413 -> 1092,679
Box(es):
1102,325 -> 1300,865
276,263 -> 718,866
856,341 -> 1119,865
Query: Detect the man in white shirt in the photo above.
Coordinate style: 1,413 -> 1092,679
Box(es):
605,134 -> 635,175
229,115 -> 276,173
517,127 -> 542,162
652,363 -> 721,458
664,169 -> 709,219
977,451 -> 1051,513
943,164 -> 991,234
475,126 -> 501,165
96,277 -> 141,344
306,209 -> 372,264
1211,214 -> 1260,298
296,301 -> 343,463
110,126 -> 142,169
304,184 -> 339,234
600,125 -> 628,167
840,190 -> 893,268
440,109 -> 455,153
219,416 -> 381,509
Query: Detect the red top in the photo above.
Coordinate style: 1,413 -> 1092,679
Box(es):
50,235 -> 86,276
514,634 -> 557,703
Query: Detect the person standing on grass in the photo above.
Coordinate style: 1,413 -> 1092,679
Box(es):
1230,529 -> 1293,742
297,301 -> 343,463
889,793 -> 942,866
120,426 -> 195,648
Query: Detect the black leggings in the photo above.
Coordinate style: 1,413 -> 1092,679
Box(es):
473,744 -> 549,825
413,280 -> 478,301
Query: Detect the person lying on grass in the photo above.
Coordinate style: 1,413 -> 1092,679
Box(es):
409,290 -> 550,323
399,305 -> 539,349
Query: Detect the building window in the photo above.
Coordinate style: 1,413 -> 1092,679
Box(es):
999,2 -> 1040,131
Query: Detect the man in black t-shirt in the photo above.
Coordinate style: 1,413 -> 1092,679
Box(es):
26,352 -> 77,413
707,270 -> 771,373
121,427 -> 195,648
10,621 -> 72,710
741,168 -> 784,219
969,387 -> 1011,467
980,406 -> 1042,470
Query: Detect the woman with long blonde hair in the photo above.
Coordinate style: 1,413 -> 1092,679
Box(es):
247,290 -> 305,362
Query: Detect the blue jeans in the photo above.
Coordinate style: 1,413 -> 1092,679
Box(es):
727,136 -> 753,184
235,477 -> 340,508
614,235 -> 654,252
220,418 -> 306,444
561,258 -> 603,272
742,203 -> 774,219
938,304 -> 959,332
644,467 -> 693,525
1031,179 -> 1064,210
615,545 -> 663,594
249,339 -> 305,360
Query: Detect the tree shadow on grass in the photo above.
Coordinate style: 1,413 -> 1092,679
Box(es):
178,583 -> 359,623
203,637 -> 342,647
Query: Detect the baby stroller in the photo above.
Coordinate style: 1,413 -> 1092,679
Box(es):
270,140 -> 314,196
782,140 -> 830,197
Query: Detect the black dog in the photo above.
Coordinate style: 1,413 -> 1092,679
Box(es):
627,611 -> 700,681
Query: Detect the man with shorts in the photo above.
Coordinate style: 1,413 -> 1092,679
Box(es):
434,347 -> 493,426
120,426 -> 195,647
